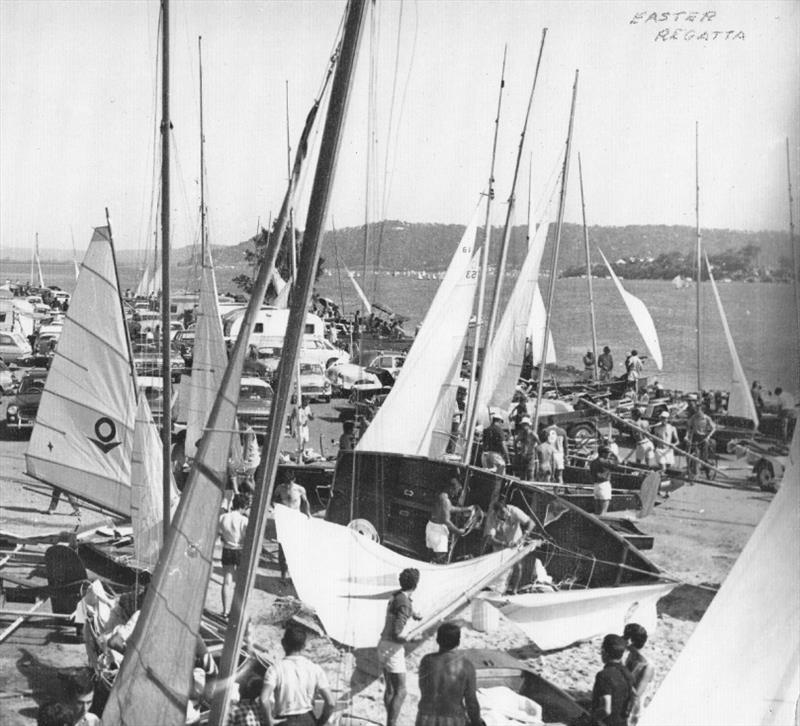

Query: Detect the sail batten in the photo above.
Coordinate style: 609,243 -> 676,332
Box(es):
705,255 -> 759,425
26,227 -> 137,516
598,249 -> 663,370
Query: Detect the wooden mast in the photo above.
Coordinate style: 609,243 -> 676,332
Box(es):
695,121 -> 702,392
160,0 -> 172,538
486,29 -> 547,340
578,152 -> 598,380
787,137 -> 800,391
532,70 -> 579,434
198,35 -> 206,264
210,1 -> 368,721
462,47 -> 506,468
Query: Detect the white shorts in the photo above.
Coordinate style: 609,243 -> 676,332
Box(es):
553,451 -> 564,470
376,638 -> 406,673
655,448 -> 675,467
635,439 -> 654,460
297,425 -> 310,445
593,480 -> 612,501
425,521 -> 449,553
481,451 -> 506,473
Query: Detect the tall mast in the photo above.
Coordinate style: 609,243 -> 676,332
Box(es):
210,1 -> 367,721
578,152 -> 598,379
486,29 -> 547,340
160,0 -> 171,538
462,47 -> 507,466
532,70 -> 579,434
695,121 -> 702,392
198,36 -> 206,264
788,138 -> 800,391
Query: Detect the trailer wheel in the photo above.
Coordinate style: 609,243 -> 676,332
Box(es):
569,423 -> 597,454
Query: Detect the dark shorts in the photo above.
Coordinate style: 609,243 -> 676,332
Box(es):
221,548 -> 241,567
279,713 -> 315,726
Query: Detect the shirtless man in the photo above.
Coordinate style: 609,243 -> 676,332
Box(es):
685,404 -> 717,478
416,623 -> 481,726
426,479 -> 471,564
651,410 -> 679,472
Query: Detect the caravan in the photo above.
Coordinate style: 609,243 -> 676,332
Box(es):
223,306 -> 326,349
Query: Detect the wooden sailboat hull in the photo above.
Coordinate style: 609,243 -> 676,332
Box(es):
327,450 -> 662,588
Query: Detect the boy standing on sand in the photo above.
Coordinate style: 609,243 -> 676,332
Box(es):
591,634 -> 634,726
623,623 -> 655,726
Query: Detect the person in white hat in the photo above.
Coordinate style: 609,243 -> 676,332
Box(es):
652,410 -> 679,471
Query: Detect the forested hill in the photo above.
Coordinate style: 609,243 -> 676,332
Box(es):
207,221 -> 792,279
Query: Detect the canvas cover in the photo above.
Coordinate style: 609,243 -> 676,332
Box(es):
275,505 -> 533,648
641,429 -> 799,726
26,226 -> 136,515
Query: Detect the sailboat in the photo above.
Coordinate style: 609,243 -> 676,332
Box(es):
25,224 -> 173,571
640,429 -> 799,726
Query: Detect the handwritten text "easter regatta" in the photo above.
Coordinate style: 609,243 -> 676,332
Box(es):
630,11 -> 745,42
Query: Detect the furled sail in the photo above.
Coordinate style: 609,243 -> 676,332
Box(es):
356,198 -> 482,456
705,255 -> 758,425
26,226 -> 136,515
130,396 -> 174,570
343,260 -> 372,313
477,218 -> 553,425
598,249 -> 663,369
640,429 -> 799,726
275,505 -> 533,648
184,258 -> 230,459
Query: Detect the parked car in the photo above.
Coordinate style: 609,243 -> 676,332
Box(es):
368,352 -> 406,379
173,329 -> 196,366
5,367 -> 48,432
138,375 -> 180,431
301,337 -> 350,369
0,330 -> 32,363
325,362 -> 381,397
298,362 -> 332,403
237,377 -> 274,438
132,342 -> 185,382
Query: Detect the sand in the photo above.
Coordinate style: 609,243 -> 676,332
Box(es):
0,396 -> 771,725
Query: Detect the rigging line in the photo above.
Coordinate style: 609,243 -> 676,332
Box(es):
361,0 -> 378,298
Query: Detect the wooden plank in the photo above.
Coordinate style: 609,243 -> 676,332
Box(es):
0,609 -> 72,620
0,599 -> 47,643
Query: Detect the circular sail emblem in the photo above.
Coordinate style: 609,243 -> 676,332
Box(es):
89,416 -> 122,454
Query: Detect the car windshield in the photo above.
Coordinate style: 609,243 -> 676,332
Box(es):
300,363 -> 323,375
20,376 -> 45,394
239,384 -> 271,400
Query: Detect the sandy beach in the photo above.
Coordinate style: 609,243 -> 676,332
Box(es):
0,395 -> 770,725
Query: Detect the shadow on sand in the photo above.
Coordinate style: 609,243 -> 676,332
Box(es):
657,582 -> 718,622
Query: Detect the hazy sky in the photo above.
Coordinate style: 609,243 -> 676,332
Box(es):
1,0 -> 798,256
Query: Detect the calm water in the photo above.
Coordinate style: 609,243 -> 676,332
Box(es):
3,260 -> 797,394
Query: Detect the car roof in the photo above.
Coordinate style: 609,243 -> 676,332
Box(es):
240,376 -> 272,387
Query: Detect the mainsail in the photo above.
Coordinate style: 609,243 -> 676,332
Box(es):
598,249 -> 663,370
272,269 -> 290,308
275,505 -> 533,648
640,430 -> 799,726
705,255 -> 758,425
477,217 -> 553,425
356,199 -> 482,456
344,260 -> 372,312
26,226 -> 137,515
183,257 -> 229,459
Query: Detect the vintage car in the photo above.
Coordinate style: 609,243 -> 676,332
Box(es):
5,367 -> 48,432
368,352 -> 407,380
0,330 -> 32,364
298,362 -> 332,403
300,337 -> 350,369
0,359 -> 15,394
132,342 -> 185,382
325,361 -> 381,397
237,377 -> 274,439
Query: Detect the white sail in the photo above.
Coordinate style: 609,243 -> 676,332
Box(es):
641,429 -> 799,726
598,249 -> 663,370
134,264 -> 151,298
73,258 -> 81,283
356,199 -> 482,456
35,241 -> 45,288
26,226 -> 136,515
477,219 -> 553,426
130,396 -> 171,570
274,505 -> 533,648
272,269 -> 290,308
184,261 -> 229,459
343,261 -> 372,313
529,285 -> 556,366
705,255 -> 759,425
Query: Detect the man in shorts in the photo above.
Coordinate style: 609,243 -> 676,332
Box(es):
274,473 -> 310,580
426,479 -> 471,564
651,410 -> 679,471
630,408 -> 655,467
218,493 -> 249,618
542,423 -> 568,483
377,568 -> 422,726
590,445 -> 615,516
